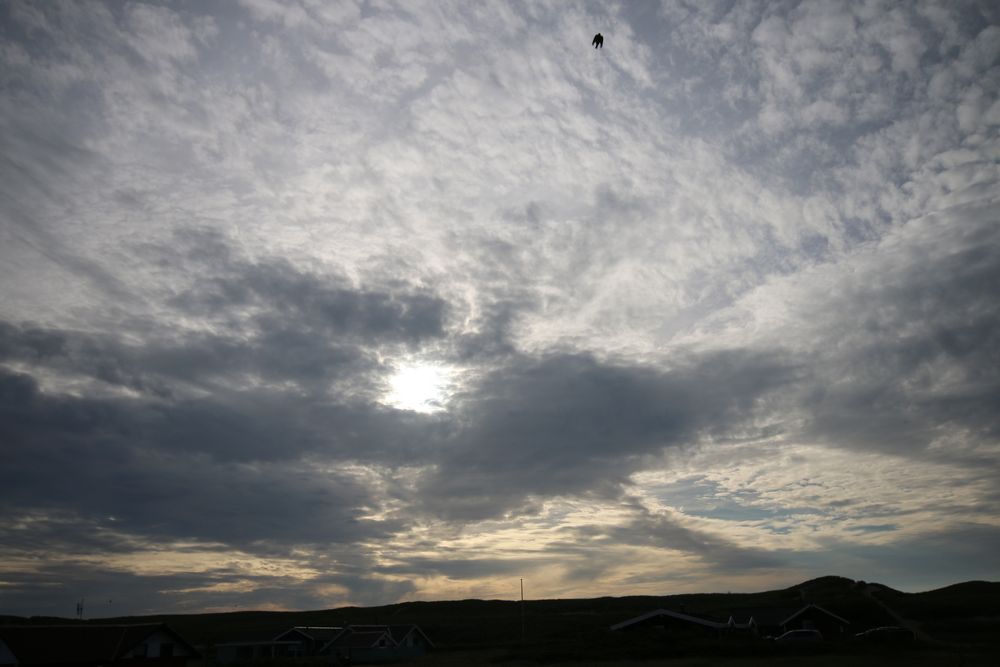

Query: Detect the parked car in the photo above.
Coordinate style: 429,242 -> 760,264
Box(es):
854,626 -> 915,644
774,629 -> 823,643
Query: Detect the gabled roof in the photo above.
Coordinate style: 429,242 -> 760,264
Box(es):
0,623 -> 199,663
610,609 -> 728,632
387,624 -> 435,649
728,604 -> 851,628
321,624 -> 435,653
727,607 -> 799,627
328,629 -> 391,649
781,603 -> 849,626
273,626 -> 344,642
341,624 -> 388,633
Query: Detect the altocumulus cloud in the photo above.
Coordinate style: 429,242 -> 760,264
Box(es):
0,0 -> 998,615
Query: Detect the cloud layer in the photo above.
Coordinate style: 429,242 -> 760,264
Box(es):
1,0 -> 998,615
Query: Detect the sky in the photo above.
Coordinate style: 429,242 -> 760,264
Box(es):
1,0 -> 998,618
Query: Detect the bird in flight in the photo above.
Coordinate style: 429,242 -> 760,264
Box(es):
592,32 -> 604,49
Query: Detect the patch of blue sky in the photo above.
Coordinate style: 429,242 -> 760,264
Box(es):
649,475 -> 813,523
684,504 -> 813,522
847,524 -> 898,533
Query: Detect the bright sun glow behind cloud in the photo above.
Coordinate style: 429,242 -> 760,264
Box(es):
384,363 -> 453,413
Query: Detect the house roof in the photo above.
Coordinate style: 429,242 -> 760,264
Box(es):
387,624 -> 435,648
781,603 -> 850,626
726,603 -> 850,627
328,629 -> 391,649
321,624 -> 434,651
0,623 -> 198,663
727,607 -> 799,626
610,609 -> 728,632
273,626 -> 344,642
616,603 -> 853,634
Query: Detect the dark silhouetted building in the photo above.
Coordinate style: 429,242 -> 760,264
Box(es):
0,623 -> 199,666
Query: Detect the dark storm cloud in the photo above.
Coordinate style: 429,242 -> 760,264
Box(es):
0,316 -> 795,536
412,349 -> 796,520
1,221 -> 388,394
0,227 -> 456,562
0,319 -> 439,463
0,232 -> 459,588
0,242 -> 458,556
164,227 -> 449,346
599,509 -> 783,570
172,259 -> 448,345
0,317 -> 373,401
0,369 -> 398,549
0,510 -> 140,557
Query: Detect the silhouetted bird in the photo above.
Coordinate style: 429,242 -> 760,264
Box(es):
592,32 -> 603,49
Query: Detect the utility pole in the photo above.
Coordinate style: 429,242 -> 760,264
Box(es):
520,578 -> 525,644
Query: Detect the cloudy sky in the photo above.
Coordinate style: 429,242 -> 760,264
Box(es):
1,0 -> 998,617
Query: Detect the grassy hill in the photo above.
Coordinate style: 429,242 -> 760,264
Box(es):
864,580 -> 1000,647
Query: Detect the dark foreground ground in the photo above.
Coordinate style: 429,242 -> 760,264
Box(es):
392,648 -> 997,667
4,576 -> 998,665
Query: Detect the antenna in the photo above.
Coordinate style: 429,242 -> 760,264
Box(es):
520,578 -> 525,643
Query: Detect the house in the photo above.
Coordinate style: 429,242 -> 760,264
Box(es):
609,609 -> 728,638
779,603 -> 849,638
212,639 -> 304,664
325,628 -> 394,663
613,603 -> 851,641
0,623 -> 199,666
383,624 -> 434,655
726,607 -> 799,636
729,604 -> 850,639
322,624 -> 434,663
272,626 -> 344,656
728,604 -> 849,638
209,623 -> 434,664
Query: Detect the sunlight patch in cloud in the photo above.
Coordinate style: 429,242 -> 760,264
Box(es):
383,361 -> 456,413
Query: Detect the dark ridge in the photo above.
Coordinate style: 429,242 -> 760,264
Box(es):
789,575 -> 857,591
875,580 -> 1000,622
914,580 -> 999,596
